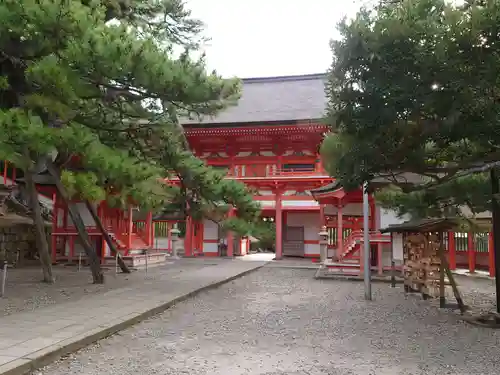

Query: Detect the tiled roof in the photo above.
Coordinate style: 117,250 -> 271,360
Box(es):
309,181 -> 340,195
182,73 -> 327,125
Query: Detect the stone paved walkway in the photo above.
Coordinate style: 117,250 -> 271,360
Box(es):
0,258 -> 269,375
37,267 -> 500,375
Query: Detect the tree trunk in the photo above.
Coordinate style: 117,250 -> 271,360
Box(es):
84,200 -> 131,274
23,150 -> 54,283
45,161 -> 104,284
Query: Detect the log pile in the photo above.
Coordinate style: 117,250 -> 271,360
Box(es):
403,232 -> 448,298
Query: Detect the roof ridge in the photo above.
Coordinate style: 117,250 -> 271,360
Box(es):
241,73 -> 326,84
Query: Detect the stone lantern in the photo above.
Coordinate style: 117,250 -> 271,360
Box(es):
170,224 -> 181,259
318,225 -> 329,263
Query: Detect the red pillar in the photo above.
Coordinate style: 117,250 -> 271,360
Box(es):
489,232 -> 495,277
146,211 -> 153,247
167,222 -> 172,251
69,236 -> 75,261
377,243 -> 383,275
448,232 -> 456,270
96,203 -> 104,261
185,217 -> 193,257
227,209 -> 235,257
51,193 -> 58,263
468,232 -> 475,273
337,203 -> 343,258
275,192 -> 283,259
127,206 -> 133,250
369,198 -> 376,231
3,161 -> 7,185
197,221 -> 204,254
319,204 -> 326,226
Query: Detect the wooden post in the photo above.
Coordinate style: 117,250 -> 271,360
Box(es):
319,204 -> 325,226
127,206 -> 133,250
439,232 -> 446,308
146,211 -> 153,247
337,203 -> 343,258
369,198 -> 376,231
489,168 -> 500,313
51,194 -> 58,263
84,200 -> 130,273
3,161 -> 7,185
442,255 -> 467,314
275,192 -> 283,259
377,243 -> 383,276
448,232 -> 456,270
226,209 -> 234,257
1,262 -> 7,297
489,232 -> 495,277
69,236 -> 75,261
167,222 -> 172,252
46,160 -> 103,283
184,217 -> 193,256
468,232 -> 475,273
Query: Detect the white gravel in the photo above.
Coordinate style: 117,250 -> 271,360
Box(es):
37,267 -> 500,375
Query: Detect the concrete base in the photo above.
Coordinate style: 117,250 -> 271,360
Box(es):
102,252 -> 168,269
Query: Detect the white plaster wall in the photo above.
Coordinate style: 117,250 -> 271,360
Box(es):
64,202 -> 96,227
287,212 -> 318,237
305,243 -> 320,255
259,200 -> 275,208
382,243 -> 392,266
258,190 -> 273,195
324,203 -> 368,216
392,233 -> 404,261
64,238 -> 90,257
153,237 -> 170,250
56,207 -> 65,227
281,200 -> 318,208
379,208 -> 409,229
203,219 -> 218,241
203,219 -> 219,254
286,212 -> 320,255
203,242 -> 218,253
57,203 -> 99,228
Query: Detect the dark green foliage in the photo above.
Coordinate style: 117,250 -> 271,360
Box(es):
321,0 -> 500,218
223,217 -> 276,247
0,0 -> 260,224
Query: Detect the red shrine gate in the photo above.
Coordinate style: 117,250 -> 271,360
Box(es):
181,122 -> 333,259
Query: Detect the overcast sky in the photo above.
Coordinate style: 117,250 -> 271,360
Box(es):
186,0 -> 363,78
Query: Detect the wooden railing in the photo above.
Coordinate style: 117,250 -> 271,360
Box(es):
132,220 -> 149,244
227,166 -> 326,178
1,160 -> 17,186
339,230 -> 391,260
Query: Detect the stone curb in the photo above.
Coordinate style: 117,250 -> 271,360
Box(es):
314,275 -> 405,284
0,263 -> 268,375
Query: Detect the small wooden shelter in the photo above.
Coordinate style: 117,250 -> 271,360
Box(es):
381,218 -> 467,312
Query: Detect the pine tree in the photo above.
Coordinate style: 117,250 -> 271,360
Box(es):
0,0 -> 261,283
321,0 -> 500,220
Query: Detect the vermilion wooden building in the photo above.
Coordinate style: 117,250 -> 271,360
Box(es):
0,73 -> 496,276
179,74 -> 391,271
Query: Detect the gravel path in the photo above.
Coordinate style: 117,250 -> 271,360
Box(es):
0,261 -> 208,316
37,267 -> 500,375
